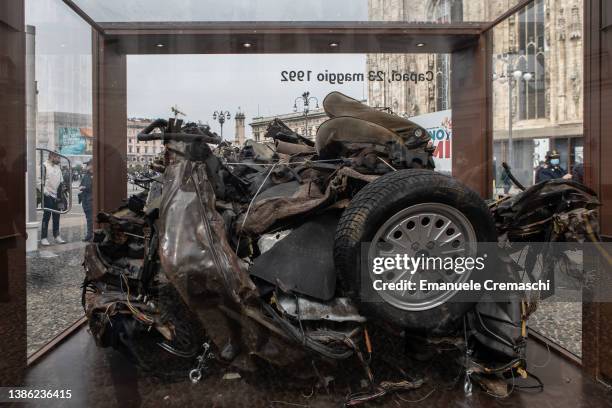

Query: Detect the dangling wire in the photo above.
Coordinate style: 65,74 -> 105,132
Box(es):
235,162 -> 278,254
531,340 -> 551,368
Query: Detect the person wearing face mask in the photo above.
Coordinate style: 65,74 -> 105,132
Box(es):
535,149 -> 568,183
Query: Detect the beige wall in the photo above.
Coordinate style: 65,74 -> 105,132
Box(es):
250,110 -> 329,141
126,119 -> 163,167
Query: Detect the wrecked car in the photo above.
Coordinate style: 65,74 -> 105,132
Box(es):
82,92 -> 600,402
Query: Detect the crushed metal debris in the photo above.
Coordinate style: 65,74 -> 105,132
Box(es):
81,92 -> 600,405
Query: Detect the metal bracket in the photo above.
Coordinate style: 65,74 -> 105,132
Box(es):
189,342 -> 214,384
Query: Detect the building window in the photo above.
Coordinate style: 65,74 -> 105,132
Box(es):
435,56 -> 450,111
128,146 -> 132,153
427,0 -> 461,111
427,0 -> 463,23
517,0 -> 546,120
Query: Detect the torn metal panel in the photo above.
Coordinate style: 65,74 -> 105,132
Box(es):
491,178 -> 600,241
275,139 -> 316,155
238,167 -> 378,236
250,213 -> 339,300
257,229 -> 291,254
264,118 -> 315,147
157,158 -> 256,347
240,140 -> 277,162
277,295 -> 366,323
316,117 -> 406,157
322,91 -> 431,148
237,177 -> 335,236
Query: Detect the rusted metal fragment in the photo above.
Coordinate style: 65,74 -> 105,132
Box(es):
553,207 -> 600,242
157,159 -> 257,347
240,140 -> 277,163
219,304 -> 309,368
275,139 -> 316,155
250,213 -> 339,300
157,157 -> 313,366
257,229 -> 291,254
337,166 -> 380,183
237,166 -> 376,236
491,179 -> 600,241
264,117 -> 315,147
322,91 -> 430,148
276,295 -> 366,323
237,177 -> 335,236
83,244 -> 109,281
470,374 -> 509,397
316,116 -> 406,158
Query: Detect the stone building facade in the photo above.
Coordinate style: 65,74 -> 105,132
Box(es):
367,0 -> 584,185
234,110 -> 246,146
126,118 -> 164,168
249,108 -> 329,142
489,0 -> 583,184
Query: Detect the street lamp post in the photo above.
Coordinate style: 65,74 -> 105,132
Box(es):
212,110 -> 231,138
293,91 -> 319,139
493,53 -> 533,170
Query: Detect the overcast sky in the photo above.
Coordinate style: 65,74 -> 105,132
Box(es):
127,54 -> 366,137
72,0 -> 368,22
26,0 -> 370,139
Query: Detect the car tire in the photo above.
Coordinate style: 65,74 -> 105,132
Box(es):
334,169 -> 497,335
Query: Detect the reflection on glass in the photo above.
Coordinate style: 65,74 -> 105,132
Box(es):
491,0 -> 584,357
127,52 -> 452,172
492,0 -> 583,196
69,0 -> 521,23
25,0 -> 92,356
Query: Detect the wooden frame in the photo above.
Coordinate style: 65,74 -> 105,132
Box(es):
6,0 -> 605,381
90,22 -> 489,210
100,21 -> 483,55
582,0 -> 612,384
451,32 -> 492,197
22,4 -> 503,363
92,30 -> 127,216
0,0 -> 27,385
27,317 -> 88,366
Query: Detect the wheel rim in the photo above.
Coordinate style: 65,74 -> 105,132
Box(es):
367,202 -> 478,311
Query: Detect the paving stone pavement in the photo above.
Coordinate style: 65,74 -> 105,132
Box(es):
27,224 -> 87,356
26,182 -> 146,356
530,300 -> 582,357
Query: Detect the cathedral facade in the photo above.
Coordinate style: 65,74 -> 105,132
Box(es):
367,0 -> 584,185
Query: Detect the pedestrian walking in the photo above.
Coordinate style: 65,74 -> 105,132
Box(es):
39,152 -> 66,246
79,159 -> 94,242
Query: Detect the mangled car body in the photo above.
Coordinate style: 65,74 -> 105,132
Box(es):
82,92 -> 600,401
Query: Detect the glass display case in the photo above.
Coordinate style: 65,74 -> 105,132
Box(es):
1,0 -> 611,404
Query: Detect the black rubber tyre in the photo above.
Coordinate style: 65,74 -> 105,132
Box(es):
334,169 -> 497,335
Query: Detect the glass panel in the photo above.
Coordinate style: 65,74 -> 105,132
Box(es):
25,0 -> 92,356
70,0 -> 522,23
127,52 -> 452,172
491,0 -> 584,357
